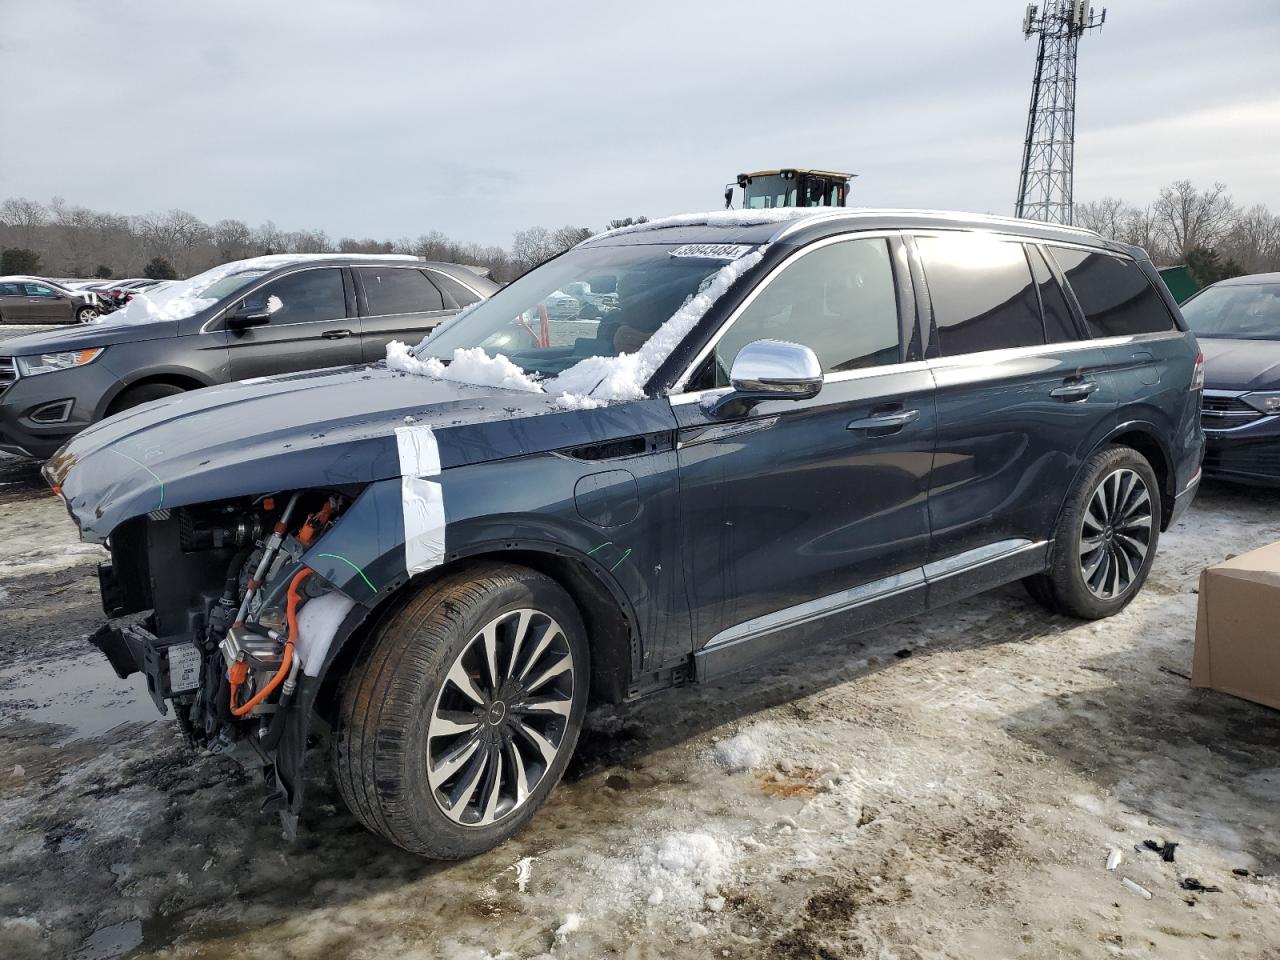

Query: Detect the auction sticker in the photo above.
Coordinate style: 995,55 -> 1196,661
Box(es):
669,243 -> 754,260
167,643 -> 202,693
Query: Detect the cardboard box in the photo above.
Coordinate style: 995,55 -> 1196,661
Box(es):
1192,541 -> 1280,711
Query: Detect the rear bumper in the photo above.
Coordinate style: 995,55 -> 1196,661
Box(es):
1168,467 -> 1201,526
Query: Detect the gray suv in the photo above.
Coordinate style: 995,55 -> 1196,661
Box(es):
0,255 -> 496,458
0,276 -> 101,324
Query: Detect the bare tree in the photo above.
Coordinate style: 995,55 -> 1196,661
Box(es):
211,219 -> 254,261
1073,197 -> 1126,239
1153,180 -> 1236,257
1222,204 -> 1280,274
0,197 -> 48,247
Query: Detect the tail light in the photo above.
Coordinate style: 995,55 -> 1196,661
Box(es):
1191,350 -> 1204,391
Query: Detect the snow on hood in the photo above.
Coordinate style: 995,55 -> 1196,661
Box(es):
385,245 -> 768,407
95,253 -> 420,326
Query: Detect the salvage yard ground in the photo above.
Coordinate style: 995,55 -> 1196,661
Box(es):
1,449 -> 1278,958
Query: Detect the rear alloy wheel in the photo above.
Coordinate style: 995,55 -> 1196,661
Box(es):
333,563 -> 589,858
1024,445 -> 1161,620
1078,468 -> 1153,600
76,306 -> 97,323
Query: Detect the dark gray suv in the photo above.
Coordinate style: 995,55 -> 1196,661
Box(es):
0,255 -> 496,458
49,210 -> 1203,858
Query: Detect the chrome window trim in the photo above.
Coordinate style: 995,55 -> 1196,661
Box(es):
767,209 -> 1103,244
668,358 -> 932,407
670,230 -> 903,395
924,330 -> 1185,370
702,538 -> 1048,650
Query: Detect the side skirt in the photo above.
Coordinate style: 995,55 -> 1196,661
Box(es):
693,539 -> 1051,683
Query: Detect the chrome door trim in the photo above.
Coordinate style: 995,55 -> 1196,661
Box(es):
702,568 -> 925,651
700,538 -> 1050,652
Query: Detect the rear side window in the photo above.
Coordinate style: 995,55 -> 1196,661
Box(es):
1027,245 -> 1079,343
707,237 -> 900,384
917,234 -> 1042,355
358,268 -> 444,315
427,269 -> 481,309
1049,247 -> 1175,337
0,282 -> 21,296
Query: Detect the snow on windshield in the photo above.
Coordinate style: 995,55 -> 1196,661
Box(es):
385,246 -> 767,407
95,253 -> 419,326
596,208 -> 824,239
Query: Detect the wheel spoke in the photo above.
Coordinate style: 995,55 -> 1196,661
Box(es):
429,733 -> 481,789
481,621 -> 500,690
512,718 -> 559,766
431,709 -> 481,737
479,744 -> 504,825
446,658 -> 486,707
516,623 -> 561,682
506,610 -> 533,681
1084,501 -> 1106,532
447,743 -> 490,814
1113,543 -> 1136,589
523,652 -> 573,695
1079,535 -> 1104,556
517,695 -> 573,717
506,737 -> 530,805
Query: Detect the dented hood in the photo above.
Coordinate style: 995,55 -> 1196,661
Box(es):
46,363 -> 659,543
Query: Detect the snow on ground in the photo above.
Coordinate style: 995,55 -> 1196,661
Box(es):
0,454 -> 1278,959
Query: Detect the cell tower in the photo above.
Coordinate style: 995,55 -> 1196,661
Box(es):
1015,0 -> 1106,224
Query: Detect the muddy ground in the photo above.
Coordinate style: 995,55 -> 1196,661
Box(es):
1,442 -> 1278,959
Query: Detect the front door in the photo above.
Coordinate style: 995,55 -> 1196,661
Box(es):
22,283 -> 72,322
912,232 -> 1120,604
225,267 -> 362,380
673,234 -> 936,678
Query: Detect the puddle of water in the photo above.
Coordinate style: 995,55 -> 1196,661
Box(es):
73,918 -> 144,960
0,649 -> 166,741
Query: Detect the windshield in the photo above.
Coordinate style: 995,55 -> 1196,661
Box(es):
195,270 -> 269,302
418,244 -> 740,380
742,174 -> 798,209
1182,283 -> 1280,340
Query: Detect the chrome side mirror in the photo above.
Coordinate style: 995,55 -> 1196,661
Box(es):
704,339 -> 823,417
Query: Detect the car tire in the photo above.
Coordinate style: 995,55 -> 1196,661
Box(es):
106,382 -> 186,415
332,562 -> 589,859
1024,445 -> 1161,620
76,306 -> 97,323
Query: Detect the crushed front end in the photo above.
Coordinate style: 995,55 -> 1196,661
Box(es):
86,490 -> 361,836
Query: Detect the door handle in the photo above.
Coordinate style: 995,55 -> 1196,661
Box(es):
1050,379 -> 1098,401
322,329 -> 353,340
847,408 -> 920,431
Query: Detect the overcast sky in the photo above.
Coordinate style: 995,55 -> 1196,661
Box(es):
1,0 -> 1277,247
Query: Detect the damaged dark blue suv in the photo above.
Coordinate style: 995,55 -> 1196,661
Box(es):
47,209 -> 1204,858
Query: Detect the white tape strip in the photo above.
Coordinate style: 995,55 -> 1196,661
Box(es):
395,425 -> 445,575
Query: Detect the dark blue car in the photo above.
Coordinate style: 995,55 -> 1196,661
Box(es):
47,209 -> 1203,858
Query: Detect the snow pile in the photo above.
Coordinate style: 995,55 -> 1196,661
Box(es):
98,253 -> 419,326
596,208 -> 823,239
627,831 -> 737,910
709,730 -> 771,772
388,246 -> 766,405
386,343 -> 543,394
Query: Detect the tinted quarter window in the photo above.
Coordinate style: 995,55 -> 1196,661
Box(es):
917,234 -> 1042,355
1050,247 -> 1175,337
427,269 -> 481,309
710,238 -> 900,384
253,268 -> 345,325
1027,245 -> 1079,343
358,267 -> 444,315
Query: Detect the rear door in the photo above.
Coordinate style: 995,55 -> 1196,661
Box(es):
354,266 -> 454,361
0,282 -> 29,321
673,233 -> 937,677
225,266 -> 362,380
912,231 -> 1120,603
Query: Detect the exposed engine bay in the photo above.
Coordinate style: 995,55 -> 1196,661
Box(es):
90,489 -> 361,837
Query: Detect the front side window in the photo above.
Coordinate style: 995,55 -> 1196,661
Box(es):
1179,282 -> 1280,340
358,267 -> 444,316
248,268 -> 345,326
23,283 -> 57,298
698,238 -> 900,387
917,234 -> 1042,355
1050,247 -> 1175,338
